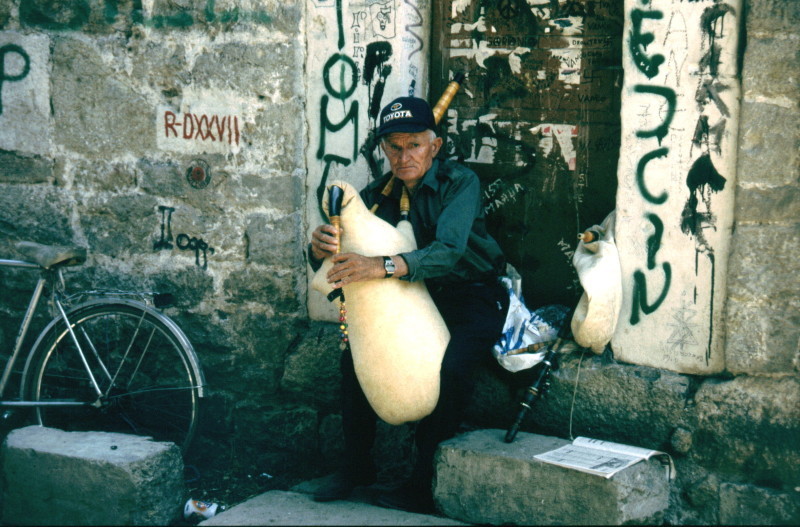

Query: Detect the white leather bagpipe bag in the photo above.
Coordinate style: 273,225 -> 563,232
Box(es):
571,211 -> 622,354
311,181 -> 450,425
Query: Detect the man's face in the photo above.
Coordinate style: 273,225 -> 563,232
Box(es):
380,131 -> 443,189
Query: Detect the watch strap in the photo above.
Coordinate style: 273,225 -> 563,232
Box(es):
382,256 -> 395,278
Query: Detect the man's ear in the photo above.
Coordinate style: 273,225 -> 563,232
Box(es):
431,136 -> 443,156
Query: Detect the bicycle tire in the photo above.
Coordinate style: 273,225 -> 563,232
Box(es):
21,299 -> 205,453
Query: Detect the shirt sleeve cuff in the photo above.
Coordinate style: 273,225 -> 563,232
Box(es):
398,252 -> 418,281
307,243 -> 323,272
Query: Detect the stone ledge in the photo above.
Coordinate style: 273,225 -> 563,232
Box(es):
434,429 -> 669,525
1,426 -> 184,526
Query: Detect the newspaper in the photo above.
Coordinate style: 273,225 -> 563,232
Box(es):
534,437 -> 675,480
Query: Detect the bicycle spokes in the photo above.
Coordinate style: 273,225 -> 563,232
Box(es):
25,302 -> 202,453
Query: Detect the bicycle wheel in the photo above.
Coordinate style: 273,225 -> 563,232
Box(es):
22,299 -> 205,453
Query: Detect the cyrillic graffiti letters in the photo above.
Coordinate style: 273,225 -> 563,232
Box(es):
643,212 -> 664,271
629,8 -> 665,79
318,95 -> 359,161
630,214 -> 671,325
176,233 -> 215,270
636,147 -> 669,204
699,2 -> 736,77
630,263 -> 671,325
322,53 -> 358,99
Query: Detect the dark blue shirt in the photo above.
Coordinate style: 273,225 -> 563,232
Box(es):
361,159 -> 506,285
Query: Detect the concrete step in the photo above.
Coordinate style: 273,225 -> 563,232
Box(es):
198,487 -> 466,526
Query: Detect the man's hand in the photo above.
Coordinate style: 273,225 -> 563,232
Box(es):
327,253 -> 384,287
310,224 -> 340,262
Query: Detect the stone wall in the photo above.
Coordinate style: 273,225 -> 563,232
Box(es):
0,0 -> 797,525
0,0 -> 320,485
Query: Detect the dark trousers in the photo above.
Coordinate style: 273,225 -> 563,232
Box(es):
339,280 -> 509,488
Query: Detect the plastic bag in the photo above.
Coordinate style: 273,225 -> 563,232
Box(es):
493,270 -> 571,372
571,211 -> 622,354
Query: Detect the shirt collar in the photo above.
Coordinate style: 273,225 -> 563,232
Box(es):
388,158 -> 442,197
419,158 -> 441,192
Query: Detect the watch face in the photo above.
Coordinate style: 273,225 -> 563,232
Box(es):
384,257 -> 396,273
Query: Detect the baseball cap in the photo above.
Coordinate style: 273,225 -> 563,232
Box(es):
376,96 -> 436,138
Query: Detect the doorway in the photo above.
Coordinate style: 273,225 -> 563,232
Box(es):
430,0 -> 623,309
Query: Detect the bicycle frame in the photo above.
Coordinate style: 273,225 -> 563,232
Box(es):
0,257 -> 95,408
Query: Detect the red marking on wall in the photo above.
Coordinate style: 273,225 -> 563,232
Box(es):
164,111 -> 240,145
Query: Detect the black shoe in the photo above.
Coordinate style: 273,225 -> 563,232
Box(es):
313,471 -> 376,502
376,483 -> 435,514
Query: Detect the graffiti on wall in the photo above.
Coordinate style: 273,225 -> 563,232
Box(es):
306,0 -> 431,321
314,0 -> 429,212
0,34 -> 51,155
315,0 -> 361,217
613,0 -> 740,374
163,111 -> 240,146
431,0 -> 622,307
153,205 -> 215,270
0,44 -> 30,115
157,102 -> 243,155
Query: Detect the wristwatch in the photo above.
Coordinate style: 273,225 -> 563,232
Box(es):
382,256 -> 396,278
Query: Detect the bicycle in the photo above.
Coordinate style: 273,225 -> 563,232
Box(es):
0,240 -> 206,453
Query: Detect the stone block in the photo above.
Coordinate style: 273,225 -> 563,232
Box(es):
736,101 -> 799,187
434,429 -> 669,525
245,212 -> 304,268
742,36 -> 799,103
51,36 -> 152,157
733,184 -> 800,224
692,376 -> 800,486
719,482 -> 800,525
745,0 -> 800,34
725,296 -> 800,374
1,426 -> 184,525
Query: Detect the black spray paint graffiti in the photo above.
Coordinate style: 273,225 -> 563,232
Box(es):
680,2 -> 735,362
630,213 -> 671,325
154,205 -> 176,250
361,41 -> 393,180
176,234 -> 215,270
364,42 -> 393,122
0,44 -> 31,115
154,206 -> 215,269
634,85 -> 675,146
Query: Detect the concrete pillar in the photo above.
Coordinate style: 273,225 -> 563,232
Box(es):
304,0 -> 432,321
612,0 -> 743,374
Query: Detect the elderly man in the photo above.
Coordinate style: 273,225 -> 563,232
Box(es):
308,96 -> 508,513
